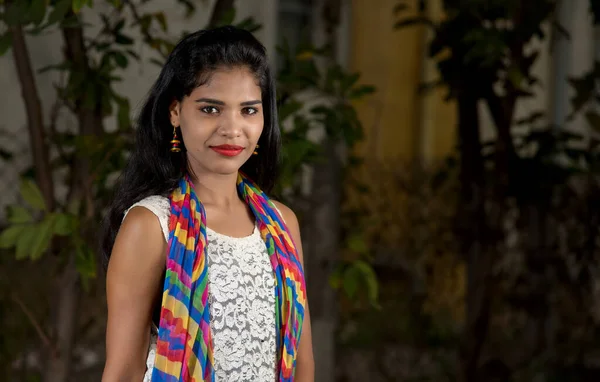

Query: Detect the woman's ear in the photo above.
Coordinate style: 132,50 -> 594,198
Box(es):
169,100 -> 181,127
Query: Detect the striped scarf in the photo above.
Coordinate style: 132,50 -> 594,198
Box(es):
150,173 -> 306,381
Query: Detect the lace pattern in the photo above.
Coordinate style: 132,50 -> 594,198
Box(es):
125,196 -> 277,382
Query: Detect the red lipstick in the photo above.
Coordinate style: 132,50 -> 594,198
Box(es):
210,144 -> 244,157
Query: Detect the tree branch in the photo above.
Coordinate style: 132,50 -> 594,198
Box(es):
61,10 -> 104,201
48,97 -> 70,165
125,0 -> 169,58
9,24 -> 55,210
11,292 -> 58,358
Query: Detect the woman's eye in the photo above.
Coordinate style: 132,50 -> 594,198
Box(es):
243,107 -> 258,115
201,106 -> 219,114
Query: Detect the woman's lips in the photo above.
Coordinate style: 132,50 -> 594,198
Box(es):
210,144 -> 244,157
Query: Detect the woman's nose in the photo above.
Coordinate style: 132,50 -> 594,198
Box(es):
217,112 -> 244,137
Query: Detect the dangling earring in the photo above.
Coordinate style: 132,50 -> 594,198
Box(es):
253,144 -> 259,155
170,126 -> 181,153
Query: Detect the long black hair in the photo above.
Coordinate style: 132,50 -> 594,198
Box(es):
100,26 -> 280,267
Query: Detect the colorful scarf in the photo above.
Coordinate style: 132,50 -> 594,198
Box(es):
150,173 -> 307,381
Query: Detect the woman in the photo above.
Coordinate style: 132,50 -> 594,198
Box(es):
100,26 -> 314,381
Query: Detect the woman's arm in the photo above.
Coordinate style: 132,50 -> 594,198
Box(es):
102,207 -> 166,382
274,202 -> 315,382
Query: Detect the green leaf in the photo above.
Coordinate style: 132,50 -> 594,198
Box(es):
4,1 -> 29,26
114,19 -> 125,32
154,12 -> 167,32
347,234 -> 369,254
113,51 -> 128,68
67,197 -> 81,215
125,49 -> 140,61
47,0 -> 72,26
53,213 -> 74,236
568,65 -> 599,116
20,179 -> 46,211
343,265 -> 360,298
38,62 -> 70,74
29,0 -> 47,26
116,97 -> 131,130
149,58 -> 164,67
95,42 -> 111,52
29,219 -> 54,260
234,17 -> 262,33
15,225 -> 37,260
340,73 -> 360,95
354,260 -> 380,308
309,106 -> 331,116
328,268 -> 343,289
585,111 -> 600,133
115,34 -> 134,45
217,7 -> 236,26
0,147 -> 13,161
323,66 -> 339,93
281,139 -> 320,168
7,206 -> 33,224
278,101 -> 302,121
394,16 -> 435,30
72,0 -> 83,13
0,32 -> 13,57
138,14 -> 152,34
507,66 -> 525,90
349,85 -> 376,100
72,0 -> 88,13
175,0 -> 195,17
0,225 -> 25,249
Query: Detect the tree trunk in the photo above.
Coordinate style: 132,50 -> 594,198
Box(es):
304,138 -> 341,382
9,24 -> 55,210
43,256 -> 80,382
43,16 -> 104,382
456,85 -> 492,382
303,0 -> 345,380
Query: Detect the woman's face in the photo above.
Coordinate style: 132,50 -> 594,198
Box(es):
169,66 -> 264,177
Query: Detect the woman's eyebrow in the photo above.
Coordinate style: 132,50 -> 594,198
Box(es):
194,98 -> 262,106
240,100 -> 262,106
194,98 -> 225,105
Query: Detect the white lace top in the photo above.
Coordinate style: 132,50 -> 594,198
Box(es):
123,195 -> 277,382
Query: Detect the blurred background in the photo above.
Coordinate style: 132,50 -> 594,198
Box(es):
1,0 -> 600,381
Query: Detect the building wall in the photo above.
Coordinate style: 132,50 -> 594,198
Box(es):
349,0 -> 456,165
349,0 -> 423,162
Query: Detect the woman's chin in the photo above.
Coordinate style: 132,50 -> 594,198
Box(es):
205,163 -> 245,176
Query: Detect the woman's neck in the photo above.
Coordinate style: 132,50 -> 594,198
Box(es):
190,171 -> 241,209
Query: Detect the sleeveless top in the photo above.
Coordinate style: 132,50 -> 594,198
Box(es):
122,195 -> 277,382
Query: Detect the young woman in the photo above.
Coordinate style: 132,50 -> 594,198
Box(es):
100,26 -> 314,382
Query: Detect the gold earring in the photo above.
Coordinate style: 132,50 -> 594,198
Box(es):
170,126 -> 181,153
253,144 -> 259,155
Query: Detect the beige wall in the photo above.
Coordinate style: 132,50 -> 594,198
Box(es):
350,0 -> 423,161
349,0 -> 457,164
418,0 -> 457,165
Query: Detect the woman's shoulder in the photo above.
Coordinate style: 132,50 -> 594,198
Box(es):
126,195 -> 169,212
270,200 -> 298,228
123,195 -> 170,242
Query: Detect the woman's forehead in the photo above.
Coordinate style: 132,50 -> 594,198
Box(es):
189,68 -> 261,99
